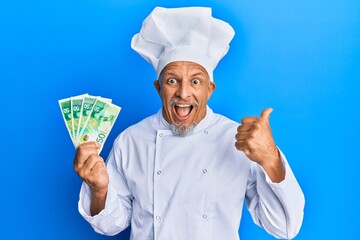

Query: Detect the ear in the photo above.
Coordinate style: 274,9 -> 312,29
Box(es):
207,81 -> 216,99
154,80 -> 161,95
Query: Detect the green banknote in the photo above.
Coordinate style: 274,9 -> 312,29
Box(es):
71,94 -> 88,138
76,96 -> 113,142
59,94 -> 120,152
77,96 -> 98,143
76,98 -> 121,152
58,98 -> 74,143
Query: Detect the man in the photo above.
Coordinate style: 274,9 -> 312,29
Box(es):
73,7 -> 305,240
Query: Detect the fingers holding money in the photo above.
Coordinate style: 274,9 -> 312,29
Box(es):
59,94 -> 119,197
73,142 -> 109,191
73,142 -> 99,168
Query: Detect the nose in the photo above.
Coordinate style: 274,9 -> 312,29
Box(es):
177,82 -> 191,99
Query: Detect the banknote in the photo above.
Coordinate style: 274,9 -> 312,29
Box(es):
59,94 -> 120,153
58,97 -> 74,143
76,95 -> 98,143
71,94 -> 87,138
76,96 -> 112,143
76,98 -> 121,152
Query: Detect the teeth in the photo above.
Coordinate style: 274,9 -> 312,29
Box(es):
175,104 -> 192,117
176,104 -> 191,107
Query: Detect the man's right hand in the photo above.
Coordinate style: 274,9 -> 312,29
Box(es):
73,141 -> 109,215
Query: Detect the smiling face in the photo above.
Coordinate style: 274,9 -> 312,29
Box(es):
154,61 -> 216,135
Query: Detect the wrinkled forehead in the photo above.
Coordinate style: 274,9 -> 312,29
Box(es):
159,61 -> 210,80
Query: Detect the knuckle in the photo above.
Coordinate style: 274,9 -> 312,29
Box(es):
243,149 -> 250,156
73,160 -> 83,173
242,138 -> 250,145
248,144 -> 254,152
249,131 -> 257,138
246,140 -> 254,148
89,154 -> 102,164
75,149 -> 86,161
73,164 -> 79,173
77,168 -> 86,179
92,160 -> 103,171
253,122 -> 261,130
237,125 -> 243,131
77,143 -> 86,150
241,116 -> 250,121
84,176 -> 92,185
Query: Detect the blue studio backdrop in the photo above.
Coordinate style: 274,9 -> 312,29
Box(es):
1,0 -> 359,239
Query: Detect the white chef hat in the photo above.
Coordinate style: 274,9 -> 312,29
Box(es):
131,6 -> 235,81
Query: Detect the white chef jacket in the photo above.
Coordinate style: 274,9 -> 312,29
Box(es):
78,106 -> 304,240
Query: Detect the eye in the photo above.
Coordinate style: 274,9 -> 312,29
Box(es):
192,79 -> 200,85
167,78 -> 177,84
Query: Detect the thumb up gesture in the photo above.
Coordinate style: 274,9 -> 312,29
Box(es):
235,108 -> 285,182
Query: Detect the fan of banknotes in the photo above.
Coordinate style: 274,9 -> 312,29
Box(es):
58,94 -> 121,153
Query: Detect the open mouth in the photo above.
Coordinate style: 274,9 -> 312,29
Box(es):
174,104 -> 193,119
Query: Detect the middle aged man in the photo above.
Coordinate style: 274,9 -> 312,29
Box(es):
73,6 -> 305,240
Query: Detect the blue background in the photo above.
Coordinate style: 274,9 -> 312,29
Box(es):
1,0 -> 359,239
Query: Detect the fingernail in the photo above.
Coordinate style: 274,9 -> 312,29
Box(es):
95,142 -> 101,148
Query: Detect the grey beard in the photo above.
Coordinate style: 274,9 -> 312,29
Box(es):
171,122 -> 197,136
168,97 -> 199,136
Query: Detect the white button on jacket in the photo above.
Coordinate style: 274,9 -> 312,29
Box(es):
79,107 -> 305,240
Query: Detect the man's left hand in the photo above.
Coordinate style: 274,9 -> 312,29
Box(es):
235,108 -> 285,182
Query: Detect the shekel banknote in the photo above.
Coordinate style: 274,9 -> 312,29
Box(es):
76,95 -> 98,143
58,97 -> 74,143
76,96 -> 112,143
76,98 -> 121,153
71,94 -> 88,139
59,94 -> 120,153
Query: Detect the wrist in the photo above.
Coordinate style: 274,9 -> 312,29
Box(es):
258,145 -> 281,167
260,148 -> 285,183
91,187 -> 108,199
90,187 -> 108,216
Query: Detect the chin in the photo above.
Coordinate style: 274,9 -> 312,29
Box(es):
171,122 -> 197,136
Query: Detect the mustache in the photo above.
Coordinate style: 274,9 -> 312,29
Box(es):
169,97 -> 199,107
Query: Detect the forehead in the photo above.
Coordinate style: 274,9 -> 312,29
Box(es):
160,61 -> 209,77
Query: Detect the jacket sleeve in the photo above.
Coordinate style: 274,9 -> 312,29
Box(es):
78,144 -> 133,236
245,150 -> 305,239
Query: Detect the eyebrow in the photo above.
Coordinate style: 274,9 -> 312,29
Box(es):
163,72 -> 179,77
189,72 -> 207,78
163,71 -> 207,78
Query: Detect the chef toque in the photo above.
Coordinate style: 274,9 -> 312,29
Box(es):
131,6 -> 235,81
